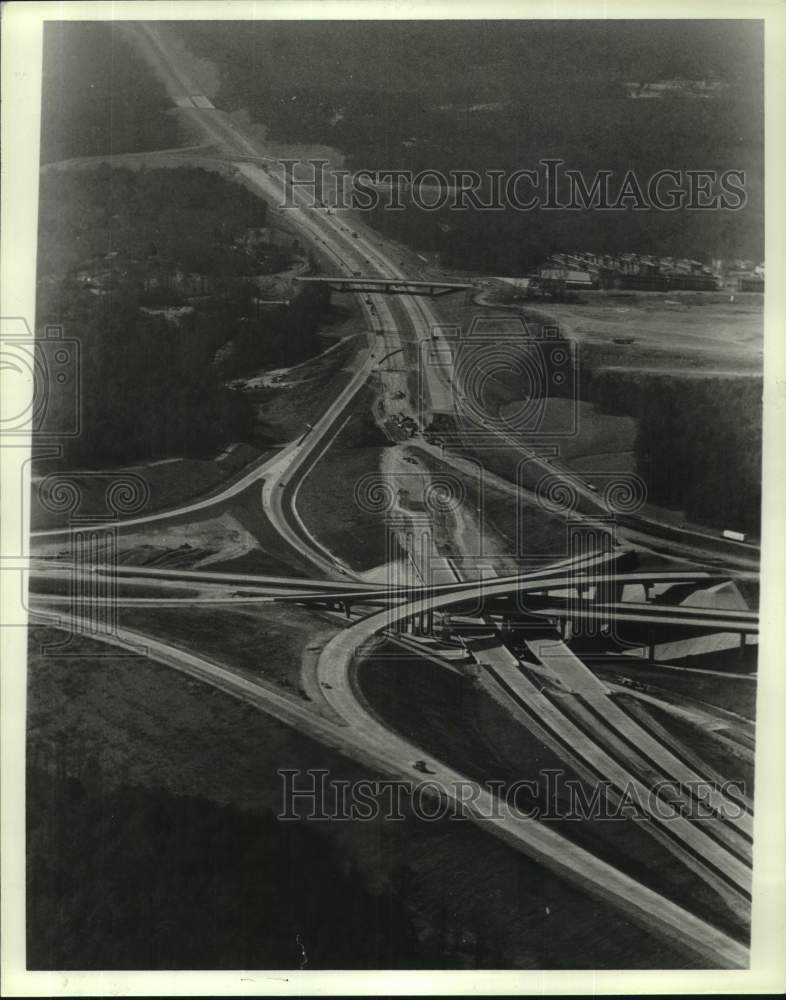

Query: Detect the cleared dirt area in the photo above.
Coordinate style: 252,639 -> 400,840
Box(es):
31,473 -> 316,579
474,289 -> 763,375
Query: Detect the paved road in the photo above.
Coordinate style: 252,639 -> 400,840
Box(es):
34,21 -> 760,578
527,599 -> 760,634
315,562 -> 749,967
41,24 -> 753,965
30,451 -> 281,540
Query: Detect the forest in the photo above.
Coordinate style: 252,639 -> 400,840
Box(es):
36,167 -> 328,468
40,22 -> 179,164
26,770 -> 423,970
582,369 -> 762,536
178,19 -> 763,273
37,166 -> 269,280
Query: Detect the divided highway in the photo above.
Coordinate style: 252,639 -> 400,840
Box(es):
25,22 -> 758,969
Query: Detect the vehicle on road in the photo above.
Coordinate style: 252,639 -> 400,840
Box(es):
413,760 -> 436,774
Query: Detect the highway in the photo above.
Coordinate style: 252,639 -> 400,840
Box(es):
314,566 -> 750,967
523,599 -> 760,635
31,601 -> 748,970
25,22 -> 759,968
33,21 -> 760,578
312,561 -> 754,872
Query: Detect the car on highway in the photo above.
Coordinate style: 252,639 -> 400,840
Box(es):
413,760 -> 435,774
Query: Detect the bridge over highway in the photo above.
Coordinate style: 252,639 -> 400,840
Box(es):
295,275 -> 474,297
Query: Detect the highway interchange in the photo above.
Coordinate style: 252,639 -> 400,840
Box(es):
27,22 -> 761,970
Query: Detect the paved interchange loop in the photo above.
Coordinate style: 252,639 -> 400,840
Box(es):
26,21 -> 761,969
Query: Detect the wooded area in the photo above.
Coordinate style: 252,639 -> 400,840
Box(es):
36,167 -> 329,468
41,22 -> 179,164
26,770 -> 422,970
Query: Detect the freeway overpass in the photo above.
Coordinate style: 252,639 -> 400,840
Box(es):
38,25 -> 757,969
295,275 -> 474,297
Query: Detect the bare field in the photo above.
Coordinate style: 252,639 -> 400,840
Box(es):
31,475 -> 314,579
487,290 -> 761,374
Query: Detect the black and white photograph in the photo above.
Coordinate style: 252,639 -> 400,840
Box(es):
1,1 -> 784,994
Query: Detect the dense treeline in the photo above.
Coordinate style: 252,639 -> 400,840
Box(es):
27,771 -> 421,969
38,284 -> 329,468
41,23 -> 179,164
35,168 -> 328,467
179,20 -> 763,270
582,369 -> 762,535
37,166 -> 268,280
58,296 -> 254,466
214,282 -> 330,377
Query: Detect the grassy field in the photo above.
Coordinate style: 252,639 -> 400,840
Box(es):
358,648 -> 735,952
297,388 -> 393,572
592,660 -> 757,720
116,603 -> 336,694
30,447 -> 270,532
246,333 -> 365,444
614,694 -> 755,796
498,397 -> 637,473
25,628 -> 426,968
